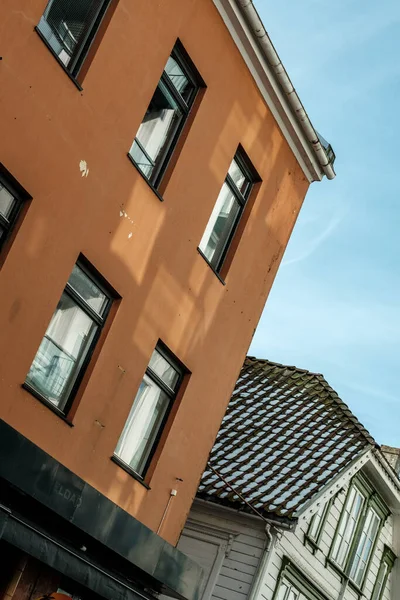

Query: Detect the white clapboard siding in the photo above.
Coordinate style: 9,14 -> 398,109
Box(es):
183,465 -> 396,600
258,479 -> 395,600
179,502 -> 266,600
177,532 -> 222,597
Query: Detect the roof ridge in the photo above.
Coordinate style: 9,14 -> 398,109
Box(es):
246,355 -> 322,377
246,355 -> 376,447
313,372 -> 376,447
199,356 -> 373,520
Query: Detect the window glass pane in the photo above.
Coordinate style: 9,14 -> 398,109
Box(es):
332,486 -> 364,568
149,350 -> 180,390
277,583 -> 289,600
228,159 -> 249,195
0,184 -> 16,221
199,182 -> 241,268
309,503 -> 327,541
68,265 -> 108,316
130,81 -> 183,180
350,508 -> 380,586
164,56 -> 195,103
115,373 -> 170,474
37,0 -> 104,68
26,291 -> 98,409
372,562 -> 388,600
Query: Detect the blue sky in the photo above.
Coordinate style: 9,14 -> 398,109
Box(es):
250,0 -> 400,446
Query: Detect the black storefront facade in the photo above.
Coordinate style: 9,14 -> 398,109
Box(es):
0,420 -> 203,600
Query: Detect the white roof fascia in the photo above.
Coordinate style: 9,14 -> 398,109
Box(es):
363,450 -> 400,513
296,450 -> 372,523
297,449 -> 400,524
213,0 -> 323,183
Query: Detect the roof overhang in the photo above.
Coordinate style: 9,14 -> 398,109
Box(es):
363,450 -> 400,514
214,0 -> 333,183
298,448 -> 400,523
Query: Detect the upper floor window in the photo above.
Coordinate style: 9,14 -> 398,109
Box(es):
331,485 -> 365,569
307,501 -> 329,544
330,475 -> 389,588
128,42 -> 203,189
0,165 -> 31,258
349,506 -> 380,586
37,0 -> 112,78
24,258 -> 114,415
371,545 -> 396,600
198,149 -> 259,273
114,343 -> 185,479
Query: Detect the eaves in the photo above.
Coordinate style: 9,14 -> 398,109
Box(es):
214,0 -> 331,183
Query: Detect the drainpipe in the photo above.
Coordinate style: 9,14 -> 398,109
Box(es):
247,524 -> 275,600
157,489 -> 177,535
236,0 -> 336,180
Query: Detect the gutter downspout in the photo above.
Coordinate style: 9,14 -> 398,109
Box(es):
236,0 -> 336,180
247,524 -> 275,600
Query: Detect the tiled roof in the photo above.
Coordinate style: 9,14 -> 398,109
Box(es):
198,357 -> 376,522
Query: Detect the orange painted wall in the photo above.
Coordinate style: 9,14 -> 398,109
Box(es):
0,0 -> 309,544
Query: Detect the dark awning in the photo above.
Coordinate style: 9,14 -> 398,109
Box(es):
0,420 -> 203,600
0,507 -> 151,600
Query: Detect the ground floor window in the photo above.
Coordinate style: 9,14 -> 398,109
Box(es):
273,559 -> 327,600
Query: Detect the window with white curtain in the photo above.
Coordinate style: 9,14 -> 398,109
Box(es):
114,344 -> 184,478
199,149 -> 258,273
24,259 -> 113,415
129,42 -> 203,188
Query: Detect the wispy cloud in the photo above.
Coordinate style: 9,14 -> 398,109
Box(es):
282,210 -> 345,267
251,0 -> 400,446
343,381 -> 400,408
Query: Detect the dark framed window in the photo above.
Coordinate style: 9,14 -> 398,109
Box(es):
128,41 -> 204,188
371,545 -> 396,600
198,149 -> 259,273
114,343 -> 185,478
273,559 -> 327,600
329,474 -> 389,589
0,165 -> 31,255
36,0 -> 112,78
24,259 -> 114,415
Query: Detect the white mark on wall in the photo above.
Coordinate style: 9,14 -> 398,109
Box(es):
128,232 -> 132,239
119,209 -> 134,224
79,160 -> 89,177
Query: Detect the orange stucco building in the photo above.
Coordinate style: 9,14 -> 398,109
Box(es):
0,2 -> 335,600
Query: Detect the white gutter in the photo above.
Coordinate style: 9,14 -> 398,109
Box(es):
247,524 -> 274,600
236,0 -> 336,180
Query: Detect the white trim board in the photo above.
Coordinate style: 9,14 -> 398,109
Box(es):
213,0 -> 324,183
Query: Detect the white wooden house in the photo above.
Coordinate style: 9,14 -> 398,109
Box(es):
177,358 -> 400,600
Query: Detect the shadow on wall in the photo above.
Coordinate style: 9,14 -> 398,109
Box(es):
0,0 -> 307,542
